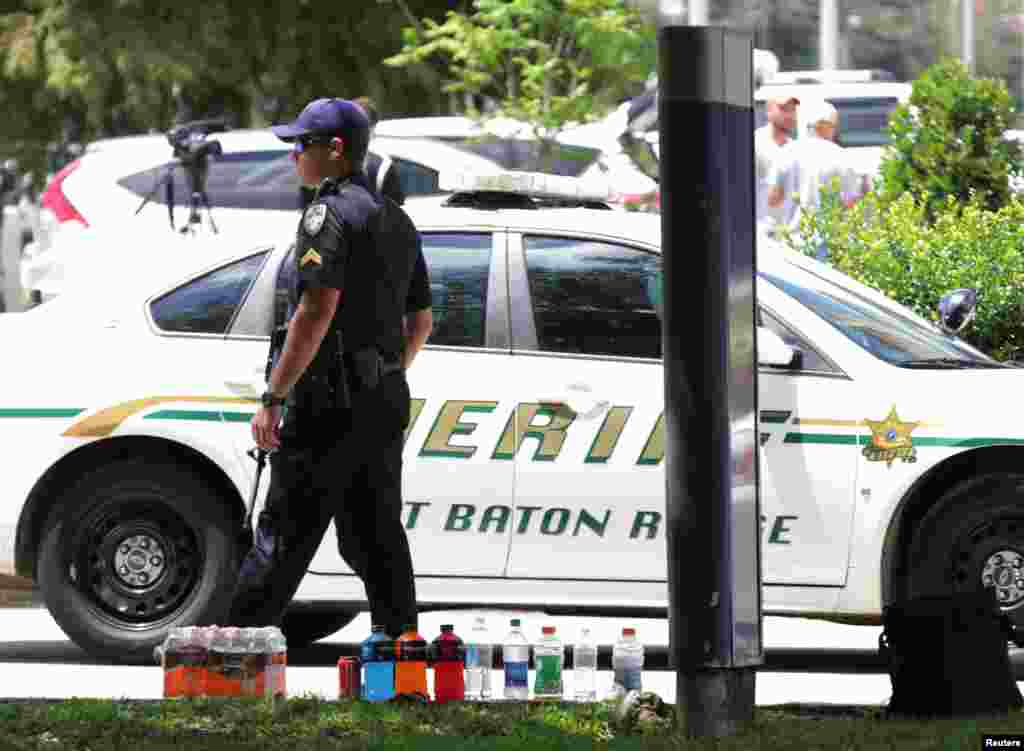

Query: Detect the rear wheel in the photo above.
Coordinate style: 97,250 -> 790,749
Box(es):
37,460 -> 240,662
905,473 -> 1024,628
280,608 -> 360,648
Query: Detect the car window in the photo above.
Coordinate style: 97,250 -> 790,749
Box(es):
392,158 -> 442,198
118,151 -> 298,211
422,233 -> 492,347
450,138 -> 601,177
150,253 -> 267,335
760,266 -> 1003,367
760,308 -> 838,373
524,236 -> 662,359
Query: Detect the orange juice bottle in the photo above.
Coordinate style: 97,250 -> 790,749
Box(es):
395,624 -> 428,699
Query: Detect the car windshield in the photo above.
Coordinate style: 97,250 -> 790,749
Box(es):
444,137 -> 602,177
755,96 -> 901,147
761,263 -> 1005,368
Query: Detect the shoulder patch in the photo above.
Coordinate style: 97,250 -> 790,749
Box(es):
303,203 -> 327,235
300,248 -> 323,267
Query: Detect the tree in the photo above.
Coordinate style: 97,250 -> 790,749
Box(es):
383,0 -> 656,145
878,58 -> 1024,217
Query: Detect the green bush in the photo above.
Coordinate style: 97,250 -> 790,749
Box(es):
878,58 -> 1024,217
787,189 -> 1024,362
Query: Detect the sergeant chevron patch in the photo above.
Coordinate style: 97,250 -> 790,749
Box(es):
300,248 -> 323,267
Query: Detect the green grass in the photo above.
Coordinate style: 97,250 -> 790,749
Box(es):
0,696 -> 1023,750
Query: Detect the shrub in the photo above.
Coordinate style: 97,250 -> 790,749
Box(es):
787,189 -> 1024,362
878,58 -> 1024,217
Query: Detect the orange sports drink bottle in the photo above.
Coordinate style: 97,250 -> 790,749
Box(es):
207,626 -> 244,697
395,624 -> 428,699
160,628 -> 185,698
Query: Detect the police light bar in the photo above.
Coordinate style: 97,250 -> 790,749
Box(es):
763,69 -> 896,85
439,170 -> 613,203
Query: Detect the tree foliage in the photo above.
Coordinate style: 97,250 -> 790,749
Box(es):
788,189 -> 1024,361
878,58 -> 1024,217
0,0 -> 456,183
383,0 -> 656,139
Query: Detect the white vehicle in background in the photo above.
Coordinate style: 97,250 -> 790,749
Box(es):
2,171 -> 1024,663
375,115 -> 658,204
19,129 -> 504,305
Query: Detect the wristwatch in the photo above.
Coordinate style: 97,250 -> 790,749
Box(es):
261,391 -> 287,408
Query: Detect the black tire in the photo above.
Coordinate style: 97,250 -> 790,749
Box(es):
905,473 -> 1024,627
280,608 -> 359,648
37,459 -> 241,662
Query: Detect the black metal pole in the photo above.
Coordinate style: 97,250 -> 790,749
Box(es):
659,26 -> 761,737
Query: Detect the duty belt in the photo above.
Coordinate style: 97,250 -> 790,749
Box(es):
380,360 -> 403,377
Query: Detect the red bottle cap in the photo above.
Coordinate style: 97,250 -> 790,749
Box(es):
542,626 -> 556,635
623,628 -> 636,637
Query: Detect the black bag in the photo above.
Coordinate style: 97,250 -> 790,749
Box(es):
880,589 -> 1023,717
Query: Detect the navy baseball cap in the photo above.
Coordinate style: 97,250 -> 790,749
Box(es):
272,98 -> 370,157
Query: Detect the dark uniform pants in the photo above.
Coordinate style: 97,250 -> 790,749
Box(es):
226,372 -> 417,637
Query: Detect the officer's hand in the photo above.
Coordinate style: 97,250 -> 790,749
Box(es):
252,406 -> 282,450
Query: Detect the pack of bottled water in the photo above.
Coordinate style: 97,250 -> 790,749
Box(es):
155,625 -> 287,699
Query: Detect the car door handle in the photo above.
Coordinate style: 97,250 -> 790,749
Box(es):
548,382 -> 610,420
224,375 -> 265,399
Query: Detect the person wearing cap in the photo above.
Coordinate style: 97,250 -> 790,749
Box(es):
227,97 -> 433,638
353,96 -> 406,206
767,99 -> 859,260
755,92 -> 799,236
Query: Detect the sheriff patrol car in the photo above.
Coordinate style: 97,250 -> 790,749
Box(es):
0,171 -> 1020,661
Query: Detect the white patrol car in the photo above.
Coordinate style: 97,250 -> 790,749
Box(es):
0,171 -> 1021,661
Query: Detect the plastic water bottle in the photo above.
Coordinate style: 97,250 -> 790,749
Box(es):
266,626 -> 287,698
502,618 -> 530,701
612,627 -> 644,695
465,615 -> 493,700
573,627 -> 597,703
431,625 -> 465,703
533,626 -> 564,700
361,625 -> 396,702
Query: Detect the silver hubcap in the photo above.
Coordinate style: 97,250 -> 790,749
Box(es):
112,534 -> 166,588
982,550 -> 1024,607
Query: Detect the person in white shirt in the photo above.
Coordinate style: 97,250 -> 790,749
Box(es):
755,93 -> 799,236
767,99 -> 860,260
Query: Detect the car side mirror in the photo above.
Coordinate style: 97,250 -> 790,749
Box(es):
938,288 -> 978,335
758,326 -> 799,368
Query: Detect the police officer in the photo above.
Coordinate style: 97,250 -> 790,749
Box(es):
227,98 -> 433,637
353,96 -> 405,206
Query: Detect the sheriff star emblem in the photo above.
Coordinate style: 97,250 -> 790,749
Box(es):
303,203 -> 327,235
863,406 -> 920,467
300,248 -> 323,267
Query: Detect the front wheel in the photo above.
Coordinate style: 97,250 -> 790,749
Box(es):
905,473 -> 1024,628
37,459 -> 241,662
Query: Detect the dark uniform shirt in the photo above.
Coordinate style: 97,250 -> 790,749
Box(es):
283,174 -> 428,397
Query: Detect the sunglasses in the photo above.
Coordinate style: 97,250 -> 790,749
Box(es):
291,134 -> 334,154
